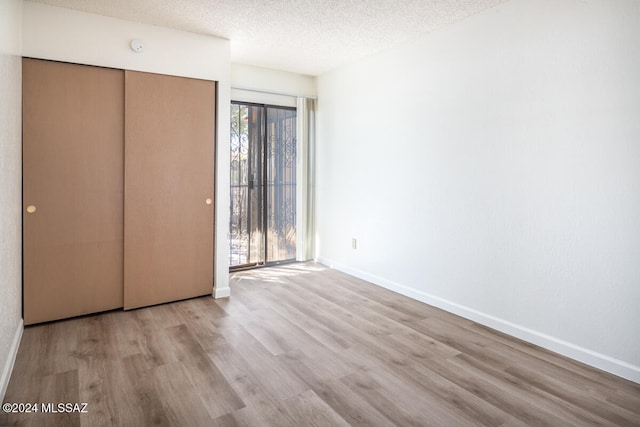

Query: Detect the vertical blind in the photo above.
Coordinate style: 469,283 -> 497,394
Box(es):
296,97 -> 316,261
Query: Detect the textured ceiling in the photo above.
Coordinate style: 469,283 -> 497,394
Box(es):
27,0 -> 508,76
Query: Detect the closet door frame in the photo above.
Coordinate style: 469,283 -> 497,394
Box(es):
23,59 -> 218,323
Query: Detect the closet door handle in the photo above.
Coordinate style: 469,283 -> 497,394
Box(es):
205,198 -> 212,205
26,205 -> 37,214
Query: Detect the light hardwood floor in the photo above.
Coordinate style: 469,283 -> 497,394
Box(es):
2,262 -> 639,426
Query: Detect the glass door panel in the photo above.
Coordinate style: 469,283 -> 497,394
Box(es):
266,107 -> 297,263
230,103 -> 296,269
230,104 -> 264,267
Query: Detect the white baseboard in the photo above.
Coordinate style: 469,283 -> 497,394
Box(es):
1,318 -> 23,402
316,257 -> 640,384
213,286 -> 231,299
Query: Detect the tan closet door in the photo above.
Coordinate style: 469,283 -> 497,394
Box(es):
124,71 -> 215,309
23,59 -> 124,325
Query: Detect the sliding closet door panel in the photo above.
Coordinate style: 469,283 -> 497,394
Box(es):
124,71 -> 215,310
23,59 -> 124,325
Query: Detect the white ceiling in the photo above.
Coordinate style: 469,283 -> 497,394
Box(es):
27,0 -> 508,76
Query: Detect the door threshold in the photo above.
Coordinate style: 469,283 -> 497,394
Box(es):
230,259 -> 297,273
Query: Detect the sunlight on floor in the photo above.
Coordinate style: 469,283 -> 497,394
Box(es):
230,261 -> 326,285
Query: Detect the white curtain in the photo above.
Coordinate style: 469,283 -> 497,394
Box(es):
296,97 -> 316,261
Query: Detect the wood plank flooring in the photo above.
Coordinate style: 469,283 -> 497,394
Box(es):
2,262 -> 639,426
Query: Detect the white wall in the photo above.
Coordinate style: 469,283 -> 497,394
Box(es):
22,1 -> 232,297
316,0 -> 640,382
0,0 -> 24,401
231,63 -> 316,107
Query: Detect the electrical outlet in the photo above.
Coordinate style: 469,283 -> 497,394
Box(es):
352,238 -> 357,250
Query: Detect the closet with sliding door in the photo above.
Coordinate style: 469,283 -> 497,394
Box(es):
22,58 -> 216,325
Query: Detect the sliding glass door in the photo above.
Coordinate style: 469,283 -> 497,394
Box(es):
230,102 -> 296,269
